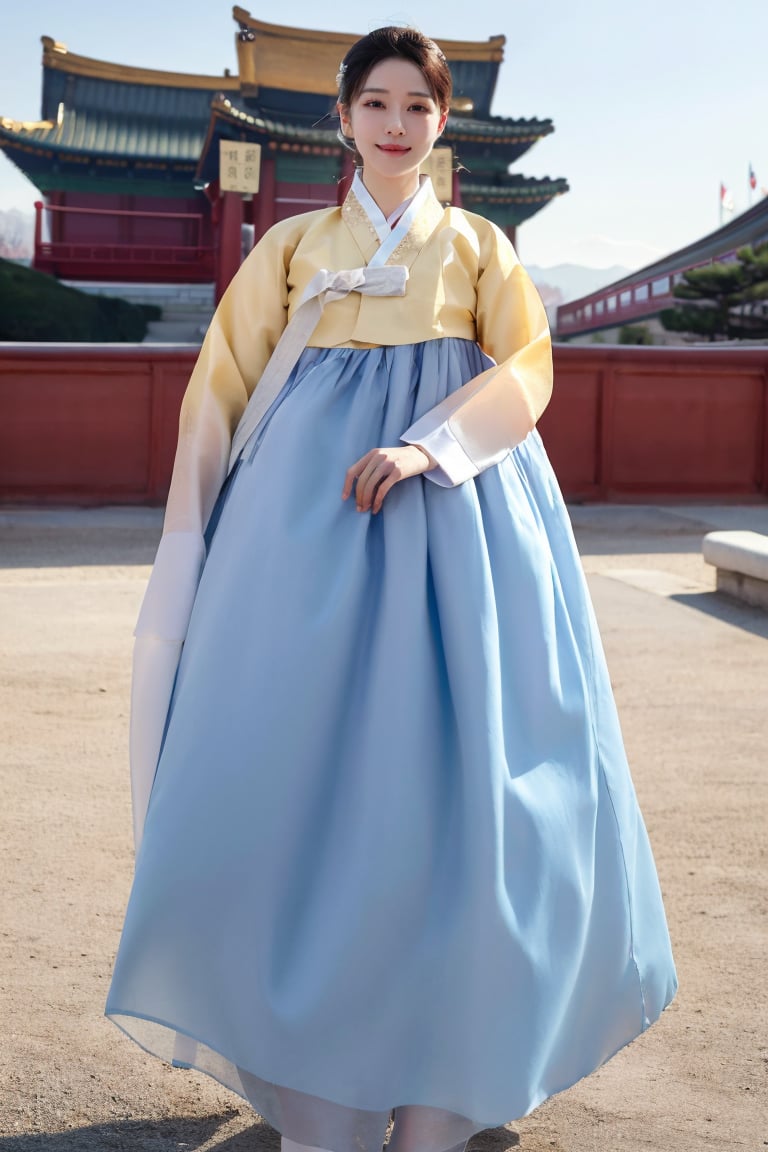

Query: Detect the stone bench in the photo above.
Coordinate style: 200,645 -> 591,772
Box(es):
703,530 -> 768,610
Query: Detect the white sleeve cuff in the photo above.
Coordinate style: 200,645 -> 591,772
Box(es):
401,418 -> 479,488
134,530 -> 206,641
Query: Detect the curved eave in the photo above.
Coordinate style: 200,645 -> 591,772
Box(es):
207,97 -> 338,146
40,35 -> 240,91
0,119 -> 57,150
446,116 -> 554,145
462,178 -> 570,205
461,183 -> 568,229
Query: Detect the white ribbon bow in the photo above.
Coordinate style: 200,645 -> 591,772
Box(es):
228,264 -> 409,469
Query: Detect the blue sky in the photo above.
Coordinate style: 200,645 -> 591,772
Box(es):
0,0 -> 765,269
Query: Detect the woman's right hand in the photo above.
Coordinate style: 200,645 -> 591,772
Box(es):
342,444 -> 434,514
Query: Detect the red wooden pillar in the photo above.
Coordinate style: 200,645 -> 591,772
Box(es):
451,169 -> 463,209
33,201 -> 44,250
49,191 -> 64,243
255,156 -> 276,242
215,191 -> 244,304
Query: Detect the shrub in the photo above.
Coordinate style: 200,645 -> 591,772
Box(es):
0,258 -> 153,342
618,324 -> 653,345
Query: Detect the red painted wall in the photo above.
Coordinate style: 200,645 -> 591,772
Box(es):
1,345 -> 766,505
538,346 -> 768,499
0,346 -> 192,503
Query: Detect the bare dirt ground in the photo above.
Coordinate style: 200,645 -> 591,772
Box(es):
1,503 -> 766,1152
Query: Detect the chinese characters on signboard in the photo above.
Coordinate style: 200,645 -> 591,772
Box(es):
219,142 -> 262,194
420,148 -> 453,201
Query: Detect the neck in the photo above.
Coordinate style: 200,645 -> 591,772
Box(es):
359,169 -> 421,219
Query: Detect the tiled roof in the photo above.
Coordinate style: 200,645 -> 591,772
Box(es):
462,175 -> 570,205
0,53 -> 232,163
0,109 -> 205,161
448,114 -> 553,143
41,67 -> 225,126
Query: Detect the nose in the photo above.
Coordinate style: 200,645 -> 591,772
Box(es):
385,113 -> 405,136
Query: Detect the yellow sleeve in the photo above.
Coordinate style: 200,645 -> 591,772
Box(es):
135,221 -> 297,645
401,222 -> 552,487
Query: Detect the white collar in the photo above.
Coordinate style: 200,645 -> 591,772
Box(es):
351,172 -> 435,267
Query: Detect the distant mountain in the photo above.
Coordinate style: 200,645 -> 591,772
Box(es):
527,263 -> 632,306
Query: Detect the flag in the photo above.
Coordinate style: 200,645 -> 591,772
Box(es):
749,164 -> 757,190
720,182 -> 734,212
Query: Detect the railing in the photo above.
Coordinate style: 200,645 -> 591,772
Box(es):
33,202 -> 215,283
0,344 -> 766,505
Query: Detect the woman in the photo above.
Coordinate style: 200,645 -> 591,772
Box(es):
107,26 -> 677,1152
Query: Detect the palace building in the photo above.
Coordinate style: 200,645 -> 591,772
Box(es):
0,9 -> 568,300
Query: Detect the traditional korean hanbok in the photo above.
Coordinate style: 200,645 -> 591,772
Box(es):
106,174 -> 677,1152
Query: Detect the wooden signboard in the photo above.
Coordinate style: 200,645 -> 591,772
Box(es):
220,142 -> 262,194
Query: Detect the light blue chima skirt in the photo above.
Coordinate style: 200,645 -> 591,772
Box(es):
106,338 -> 677,1152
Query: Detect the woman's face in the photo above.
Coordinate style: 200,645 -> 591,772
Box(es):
339,57 -> 448,185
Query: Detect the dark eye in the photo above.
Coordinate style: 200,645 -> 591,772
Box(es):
409,104 -> 430,113
363,99 -> 385,108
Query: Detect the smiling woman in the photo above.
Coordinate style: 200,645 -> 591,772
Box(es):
105,22 -> 677,1152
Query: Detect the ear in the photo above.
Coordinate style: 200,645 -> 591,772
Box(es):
337,102 -> 352,137
436,108 -> 449,136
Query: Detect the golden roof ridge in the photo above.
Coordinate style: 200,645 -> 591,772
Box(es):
1,115 -> 55,133
40,36 -> 241,91
232,8 -> 506,62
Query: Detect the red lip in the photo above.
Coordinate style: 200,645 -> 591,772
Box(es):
377,145 -> 410,153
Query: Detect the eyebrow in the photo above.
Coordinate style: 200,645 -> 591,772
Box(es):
360,87 -> 434,98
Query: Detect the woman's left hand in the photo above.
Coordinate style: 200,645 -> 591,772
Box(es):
342,445 -> 434,514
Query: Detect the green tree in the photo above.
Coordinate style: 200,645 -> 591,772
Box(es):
660,242 -> 768,341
